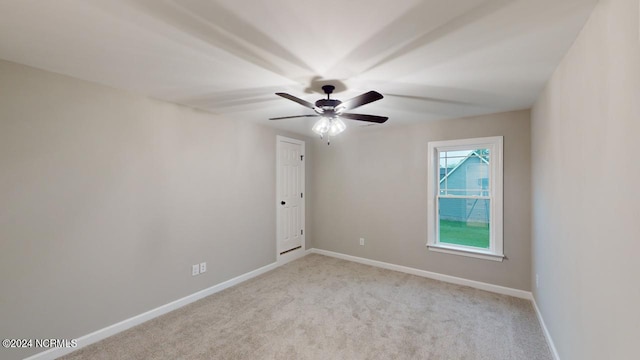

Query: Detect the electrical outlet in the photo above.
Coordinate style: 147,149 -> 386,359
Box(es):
200,262 -> 207,274
192,264 -> 200,276
359,238 -> 365,246
536,274 -> 539,288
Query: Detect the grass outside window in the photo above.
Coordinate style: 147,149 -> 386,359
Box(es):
439,220 -> 490,249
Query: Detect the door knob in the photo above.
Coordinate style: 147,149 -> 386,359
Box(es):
281,201 -> 286,205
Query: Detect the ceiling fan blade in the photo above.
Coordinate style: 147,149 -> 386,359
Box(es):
335,91 -> 383,112
339,113 -> 388,123
269,115 -> 320,120
275,93 -> 322,113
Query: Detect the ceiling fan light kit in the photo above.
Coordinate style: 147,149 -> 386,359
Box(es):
311,116 -> 347,140
270,85 -> 388,145
311,117 -> 330,135
327,117 -> 346,136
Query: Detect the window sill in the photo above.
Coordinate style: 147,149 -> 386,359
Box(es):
427,244 -> 504,262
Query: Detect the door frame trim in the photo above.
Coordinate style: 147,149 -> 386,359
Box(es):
276,135 -> 305,264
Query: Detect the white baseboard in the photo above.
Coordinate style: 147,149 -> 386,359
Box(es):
310,248 -> 533,300
24,259 -> 289,360
531,296 -> 560,360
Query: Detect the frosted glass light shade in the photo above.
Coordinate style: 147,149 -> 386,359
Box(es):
328,118 -> 346,136
312,117 -> 331,135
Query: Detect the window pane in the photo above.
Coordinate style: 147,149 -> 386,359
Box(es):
438,197 -> 490,249
439,149 -> 490,196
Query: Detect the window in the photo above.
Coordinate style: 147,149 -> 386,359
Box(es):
427,136 -> 504,261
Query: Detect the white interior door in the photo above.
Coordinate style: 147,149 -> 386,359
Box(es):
276,136 -> 305,258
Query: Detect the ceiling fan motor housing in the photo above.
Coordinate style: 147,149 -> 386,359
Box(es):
317,85 -> 341,114
315,98 -> 342,113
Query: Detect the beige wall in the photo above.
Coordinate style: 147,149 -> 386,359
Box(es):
531,0 -> 640,358
0,60 -> 311,360
311,110 -> 532,290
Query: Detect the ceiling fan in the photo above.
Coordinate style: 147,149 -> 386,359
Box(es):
270,85 -> 388,143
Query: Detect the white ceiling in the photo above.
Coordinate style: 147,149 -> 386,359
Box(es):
0,0 -> 597,136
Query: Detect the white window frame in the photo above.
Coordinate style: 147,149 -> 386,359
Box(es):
427,136 -> 504,262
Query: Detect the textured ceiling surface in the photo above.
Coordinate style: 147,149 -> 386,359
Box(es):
0,0 -> 597,135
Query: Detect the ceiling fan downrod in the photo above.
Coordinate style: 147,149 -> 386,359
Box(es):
322,85 -> 334,99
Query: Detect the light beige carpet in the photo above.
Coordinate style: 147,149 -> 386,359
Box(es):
60,254 -> 551,360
